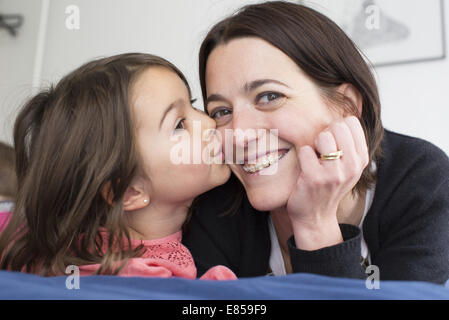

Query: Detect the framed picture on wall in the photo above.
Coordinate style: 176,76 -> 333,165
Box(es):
300,0 -> 446,67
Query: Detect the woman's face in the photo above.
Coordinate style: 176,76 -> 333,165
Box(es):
205,37 -> 343,211
131,67 -> 230,205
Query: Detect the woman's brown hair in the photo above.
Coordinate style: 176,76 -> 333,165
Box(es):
199,1 -> 384,194
0,53 -> 193,276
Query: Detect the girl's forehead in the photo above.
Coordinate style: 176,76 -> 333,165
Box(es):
130,68 -> 189,128
132,67 -> 185,100
131,67 -> 189,110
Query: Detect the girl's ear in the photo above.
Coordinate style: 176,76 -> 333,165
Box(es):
101,181 -> 115,206
337,83 -> 363,117
123,179 -> 150,212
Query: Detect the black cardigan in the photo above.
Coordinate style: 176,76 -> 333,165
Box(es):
182,130 -> 449,284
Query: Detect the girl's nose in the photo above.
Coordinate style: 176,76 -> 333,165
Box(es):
195,107 -> 217,130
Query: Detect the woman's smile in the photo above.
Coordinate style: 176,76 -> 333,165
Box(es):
241,148 -> 290,174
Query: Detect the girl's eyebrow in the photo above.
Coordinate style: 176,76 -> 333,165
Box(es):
159,98 -> 184,130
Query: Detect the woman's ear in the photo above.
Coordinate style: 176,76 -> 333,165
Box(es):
337,83 -> 363,117
123,178 -> 151,212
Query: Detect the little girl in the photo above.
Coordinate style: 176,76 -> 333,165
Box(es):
0,53 -> 236,280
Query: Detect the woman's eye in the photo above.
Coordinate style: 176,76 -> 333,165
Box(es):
174,118 -> 185,131
258,92 -> 282,104
210,108 -> 232,119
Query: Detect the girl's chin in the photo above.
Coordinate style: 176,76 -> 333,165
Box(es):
210,164 -> 231,186
176,165 -> 230,201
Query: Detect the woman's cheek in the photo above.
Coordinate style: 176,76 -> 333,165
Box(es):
272,106 -> 332,151
269,112 -> 308,149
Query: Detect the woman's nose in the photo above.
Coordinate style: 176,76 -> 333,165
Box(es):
231,108 -> 259,148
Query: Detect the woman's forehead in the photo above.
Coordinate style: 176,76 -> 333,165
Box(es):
205,38 -> 306,94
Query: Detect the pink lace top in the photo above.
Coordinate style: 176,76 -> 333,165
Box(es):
0,211 -> 236,280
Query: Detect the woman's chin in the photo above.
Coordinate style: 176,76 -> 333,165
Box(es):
246,188 -> 290,212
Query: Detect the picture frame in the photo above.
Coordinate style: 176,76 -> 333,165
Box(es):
300,0 -> 446,67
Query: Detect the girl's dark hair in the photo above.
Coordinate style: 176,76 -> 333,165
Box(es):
199,1 -> 384,194
0,53 -> 192,276
0,142 -> 17,200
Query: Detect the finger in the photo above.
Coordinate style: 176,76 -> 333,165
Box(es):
329,121 -> 357,164
343,116 -> 369,165
297,145 -> 321,175
314,131 -> 339,166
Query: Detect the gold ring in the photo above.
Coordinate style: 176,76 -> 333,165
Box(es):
320,150 -> 343,161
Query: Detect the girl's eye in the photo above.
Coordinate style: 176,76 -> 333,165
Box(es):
257,92 -> 283,104
210,108 -> 232,120
174,118 -> 185,131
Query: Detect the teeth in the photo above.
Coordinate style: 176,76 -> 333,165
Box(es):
242,151 -> 285,174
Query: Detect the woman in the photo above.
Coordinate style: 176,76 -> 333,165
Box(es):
182,1 -> 449,284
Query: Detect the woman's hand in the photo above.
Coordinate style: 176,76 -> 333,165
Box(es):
286,116 -> 369,250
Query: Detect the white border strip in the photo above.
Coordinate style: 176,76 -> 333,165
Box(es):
31,0 -> 50,92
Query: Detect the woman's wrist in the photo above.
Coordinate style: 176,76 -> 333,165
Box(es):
290,216 -> 343,251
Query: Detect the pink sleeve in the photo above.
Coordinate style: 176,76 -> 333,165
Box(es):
199,265 -> 238,280
79,257 -> 195,278
78,259 -> 175,278
0,212 -> 12,233
118,258 -> 176,278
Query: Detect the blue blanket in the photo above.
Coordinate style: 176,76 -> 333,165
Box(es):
1,270 -> 448,300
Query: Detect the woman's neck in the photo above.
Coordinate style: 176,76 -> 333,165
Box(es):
270,206 -> 293,253
337,189 -> 366,226
125,200 -> 191,241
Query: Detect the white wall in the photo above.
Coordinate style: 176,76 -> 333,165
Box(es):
0,0 -> 44,143
375,36 -> 449,153
1,0 -> 448,154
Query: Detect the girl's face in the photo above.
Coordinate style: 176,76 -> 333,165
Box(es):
205,37 -> 343,211
131,67 -> 230,206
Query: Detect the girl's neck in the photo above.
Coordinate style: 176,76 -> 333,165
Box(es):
0,195 -> 12,202
125,200 -> 191,241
